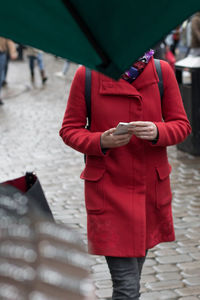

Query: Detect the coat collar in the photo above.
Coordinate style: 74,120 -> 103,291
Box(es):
99,58 -> 159,96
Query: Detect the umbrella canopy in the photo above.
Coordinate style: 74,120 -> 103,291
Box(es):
0,184 -> 94,300
0,0 -> 200,79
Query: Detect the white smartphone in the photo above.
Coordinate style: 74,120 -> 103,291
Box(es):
113,122 -> 130,135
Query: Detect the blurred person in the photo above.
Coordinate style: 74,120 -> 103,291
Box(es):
55,59 -> 70,78
59,50 -> 191,300
153,40 -> 166,60
0,37 -> 17,105
188,11 -> 200,57
16,43 -> 25,60
154,34 -> 176,71
178,18 -> 192,58
165,33 -> 176,70
27,47 -> 48,85
170,26 -> 180,55
165,45 -> 176,71
2,51 -> 9,86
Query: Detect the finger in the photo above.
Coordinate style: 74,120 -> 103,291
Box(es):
131,128 -> 151,133
113,133 -> 131,140
132,131 -> 153,137
134,132 -> 153,138
115,137 -> 132,144
104,128 -> 115,136
116,133 -> 131,138
114,135 -> 131,143
134,125 -> 156,132
130,121 -> 151,127
129,125 -> 152,131
136,132 -> 155,138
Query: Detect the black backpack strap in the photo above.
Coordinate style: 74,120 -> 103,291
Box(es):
85,67 -> 91,129
154,59 -> 164,101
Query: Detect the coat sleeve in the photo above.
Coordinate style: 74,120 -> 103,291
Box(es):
59,66 -> 104,156
153,61 -> 191,147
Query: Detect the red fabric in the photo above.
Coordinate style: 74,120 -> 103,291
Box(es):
3,176 -> 27,192
165,50 -> 176,71
60,58 -> 191,257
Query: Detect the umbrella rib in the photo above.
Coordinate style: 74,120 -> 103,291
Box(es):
62,0 -> 111,68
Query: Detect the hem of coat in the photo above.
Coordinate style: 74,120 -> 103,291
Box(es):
147,235 -> 176,251
88,249 -> 146,257
88,236 -> 175,257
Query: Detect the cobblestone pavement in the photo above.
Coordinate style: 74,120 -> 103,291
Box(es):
1,54 -> 200,300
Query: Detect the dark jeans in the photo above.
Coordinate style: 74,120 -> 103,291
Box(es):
105,254 -> 147,300
28,53 -> 44,77
0,52 -> 6,92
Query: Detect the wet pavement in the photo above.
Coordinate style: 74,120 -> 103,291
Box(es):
1,53 -> 200,300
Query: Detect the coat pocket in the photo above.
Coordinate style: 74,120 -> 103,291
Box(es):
155,163 -> 172,209
81,165 -> 105,214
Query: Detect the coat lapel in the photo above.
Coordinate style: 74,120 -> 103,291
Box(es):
132,58 -> 159,90
99,58 -> 159,96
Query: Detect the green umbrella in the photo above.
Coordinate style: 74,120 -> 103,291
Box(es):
0,0 -> 200,79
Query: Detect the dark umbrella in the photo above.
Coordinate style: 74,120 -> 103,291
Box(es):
0,184 -> 94,300
0,1 -> 200,79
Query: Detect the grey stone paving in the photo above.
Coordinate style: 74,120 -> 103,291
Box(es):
1,53 -> 200,300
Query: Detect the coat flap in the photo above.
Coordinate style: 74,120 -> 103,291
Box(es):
99,79 -> 141,97
156,163 -> 172,180
80,165 -> 105,181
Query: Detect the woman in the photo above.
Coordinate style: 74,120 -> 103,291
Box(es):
26,47 -> 48,85
188,11 -> 200,57
59,50 -> 191,300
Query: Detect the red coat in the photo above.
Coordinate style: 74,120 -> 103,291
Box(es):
60,58 -> 191,257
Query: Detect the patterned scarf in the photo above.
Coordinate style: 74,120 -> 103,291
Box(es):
122,49 -> 154,83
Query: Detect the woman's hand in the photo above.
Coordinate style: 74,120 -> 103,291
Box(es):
128,121 -> 158,141
101,128 -> 132,149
